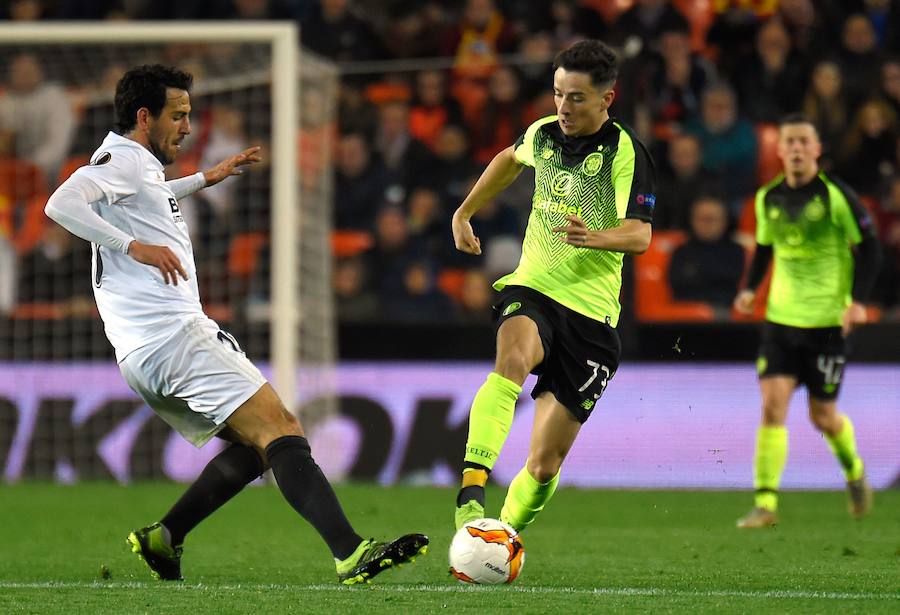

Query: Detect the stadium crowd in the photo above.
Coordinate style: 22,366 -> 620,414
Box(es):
1,0 -> 900,325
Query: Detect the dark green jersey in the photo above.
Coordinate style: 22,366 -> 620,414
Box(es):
494,115 -> 656,325
755,172 -> 870,328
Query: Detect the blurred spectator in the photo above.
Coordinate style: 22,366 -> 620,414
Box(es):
423,124 -> 483,206
381,1 -> 447,59
469,66 -> 530,164
300,0 -> 385,62
637,22 -> 715,139
408,70 -> 463,151
382,259 -> 454,323
837,98 -> 899,195
522,0 -> 608,50
735,18 -> 807,122
612,0 -> 690,59
16,221 -> 94,317
334,132 -> 391,230
872,174 -> 900,307
801,61 -> 849,159
443,0 -> 517,82
442,0 -> 517,122
0,143 -> 49,256
0,53 -> 75,187
706,5 -> 762,76
516,32 -> 555,100
685,83 -> 758,211
655,133 -> 721,230
333,256 -> 379,322
406,186 -> 447,258
2,0 -> 46,20
880,57 -> 900,118
836,13 -> 884,113
856,0 -> 900,53
337,81 -> 379,138
224,0 -> 295,19
483,235 -> 522,280
374,100 -> 436,192
668,196 -> 745,307
455,268 -> 493,323
366,204 -> 425,296
776,0 -> 835,59
195,105 -> 247,220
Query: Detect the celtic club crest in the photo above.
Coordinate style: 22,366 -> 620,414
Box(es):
582,152 -> 603,176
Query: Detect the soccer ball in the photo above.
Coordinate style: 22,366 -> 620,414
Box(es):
448,518 -> 525,584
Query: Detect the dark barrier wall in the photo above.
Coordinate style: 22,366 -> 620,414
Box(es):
4,318 -> 900,361
2,362 -> 898,489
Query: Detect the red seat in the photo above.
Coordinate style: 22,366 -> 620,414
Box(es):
331,229 -> 373,259
756,123 -> 781,185
228,232 -> 268,278
437,268 -> 467,302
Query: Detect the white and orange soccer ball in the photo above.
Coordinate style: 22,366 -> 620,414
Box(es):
448,518 -> 525,584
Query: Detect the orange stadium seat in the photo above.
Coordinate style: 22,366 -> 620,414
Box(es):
633,230 -> 716,322
437,268 -> 467,302
56,154 -> 90,185
228,232 -> 267,278
331,229 -> 373,259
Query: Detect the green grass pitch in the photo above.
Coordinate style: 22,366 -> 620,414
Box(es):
0,484 -> 897,613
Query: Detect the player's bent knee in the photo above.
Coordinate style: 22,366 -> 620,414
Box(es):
526,456 -> 562,483
495,352 -> 534,384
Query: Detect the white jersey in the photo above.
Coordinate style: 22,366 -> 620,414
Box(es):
73,132 -> 204,361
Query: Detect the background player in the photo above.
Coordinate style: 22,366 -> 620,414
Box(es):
734,114 -> 881,528
44,64 -> 427,583
450,40 -> 656,532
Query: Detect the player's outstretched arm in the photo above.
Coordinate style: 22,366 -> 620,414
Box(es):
452,146 -> 523,255
202,146 -> 262,187
552,216 -> 651,254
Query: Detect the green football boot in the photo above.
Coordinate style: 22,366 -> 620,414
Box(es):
336,534 -> 429,585
126,522 -> 183,581
454,499 -> 485,531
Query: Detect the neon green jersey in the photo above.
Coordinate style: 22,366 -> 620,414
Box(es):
494,116 -> 656,326
755,172 -> 869,328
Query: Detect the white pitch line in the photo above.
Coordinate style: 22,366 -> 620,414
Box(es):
0,582 -> 896,601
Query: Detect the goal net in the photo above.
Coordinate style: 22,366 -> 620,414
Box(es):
0,23 -> 337,482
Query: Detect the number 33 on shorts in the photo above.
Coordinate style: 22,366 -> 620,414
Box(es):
577,360 -> 612,409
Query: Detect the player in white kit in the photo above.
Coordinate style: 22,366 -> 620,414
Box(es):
44,65 -> 427,584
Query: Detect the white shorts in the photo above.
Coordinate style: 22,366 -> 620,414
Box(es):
119,316 -> 267,447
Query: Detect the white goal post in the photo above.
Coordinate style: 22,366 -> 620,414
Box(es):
0,21 -> 318,416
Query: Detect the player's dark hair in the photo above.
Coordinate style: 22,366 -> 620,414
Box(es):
778,113 -> 819,135
553,39 -> 619,90
114,64 -> 193,134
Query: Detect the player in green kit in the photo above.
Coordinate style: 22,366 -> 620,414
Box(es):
734,114 -> 881,528
450,39 -> 655,531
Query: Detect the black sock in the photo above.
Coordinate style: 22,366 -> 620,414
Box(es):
161,443 -> 265,546
457,485 -> 486,507
265,435 -> 362,560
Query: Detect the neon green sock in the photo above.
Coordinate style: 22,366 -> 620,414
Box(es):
463,372 -> 522,471
753,425 -> 787,511
824,415 -> 864,481
499,465 -> 559,532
